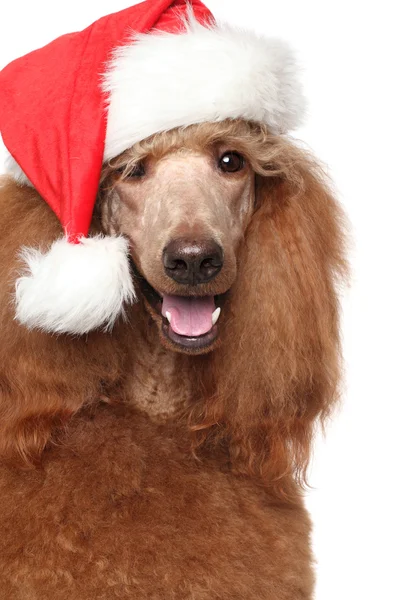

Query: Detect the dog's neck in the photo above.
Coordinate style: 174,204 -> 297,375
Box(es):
123,312 -> 192,422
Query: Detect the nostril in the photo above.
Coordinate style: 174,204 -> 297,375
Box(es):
168,259 -> 187,271
199,255 -> 222,280
201,258 -> 218,269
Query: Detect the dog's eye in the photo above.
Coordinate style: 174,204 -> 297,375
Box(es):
116,162 -> 146,180
218,152 -> 245,173
126,162 -> 146,178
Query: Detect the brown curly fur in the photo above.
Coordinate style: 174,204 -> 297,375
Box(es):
0,120 -> 347,598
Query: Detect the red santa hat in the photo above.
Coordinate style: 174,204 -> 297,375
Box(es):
0,0 -> 305,335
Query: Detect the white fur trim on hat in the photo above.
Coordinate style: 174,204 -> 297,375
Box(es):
15,235 -> 136,335
103,12 -> 306,161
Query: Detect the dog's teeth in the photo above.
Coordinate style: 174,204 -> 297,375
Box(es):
212,307 -> 221,326
166,311 -> 172,324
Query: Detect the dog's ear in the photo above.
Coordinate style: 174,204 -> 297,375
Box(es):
0,180 -> 127,466
189,144 -> 348,498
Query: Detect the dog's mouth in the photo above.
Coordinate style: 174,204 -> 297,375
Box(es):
161,294 -> 221,351
133,266 -> 226,352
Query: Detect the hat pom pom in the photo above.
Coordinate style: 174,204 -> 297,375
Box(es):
15,235 -> 136,335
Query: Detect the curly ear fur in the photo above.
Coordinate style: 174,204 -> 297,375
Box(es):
0,180 -> 128,466
187,137 -> 348,498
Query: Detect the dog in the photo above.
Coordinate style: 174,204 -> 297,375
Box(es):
0,117 -> 347,598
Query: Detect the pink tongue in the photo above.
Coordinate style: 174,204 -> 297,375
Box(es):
162,295 -> 216,336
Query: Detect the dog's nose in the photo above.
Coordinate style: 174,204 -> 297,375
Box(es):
163,238 -> 223,285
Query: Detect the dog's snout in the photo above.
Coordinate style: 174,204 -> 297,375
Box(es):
163,238 -> 223,285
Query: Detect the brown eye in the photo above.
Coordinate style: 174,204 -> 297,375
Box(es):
117,161 -> 145,179
218,152 -> 245,173
126,161 -> 145,178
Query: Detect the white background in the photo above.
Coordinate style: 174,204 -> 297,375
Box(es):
1,1 -> 399,598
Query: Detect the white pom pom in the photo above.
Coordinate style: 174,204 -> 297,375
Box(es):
15,235 -> 136,335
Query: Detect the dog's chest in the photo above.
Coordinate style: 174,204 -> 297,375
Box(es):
0,405 -> 314,600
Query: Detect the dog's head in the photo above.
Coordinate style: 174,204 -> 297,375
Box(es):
0,119 -> 348,497
99,120 -> 259,354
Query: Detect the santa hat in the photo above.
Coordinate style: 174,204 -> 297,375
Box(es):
0,0 -> 305,335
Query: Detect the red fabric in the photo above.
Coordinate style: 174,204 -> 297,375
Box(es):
0,0 -> 213,242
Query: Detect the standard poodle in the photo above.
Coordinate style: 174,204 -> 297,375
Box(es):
0,118 -> 347,599
0,1 -> 347,598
